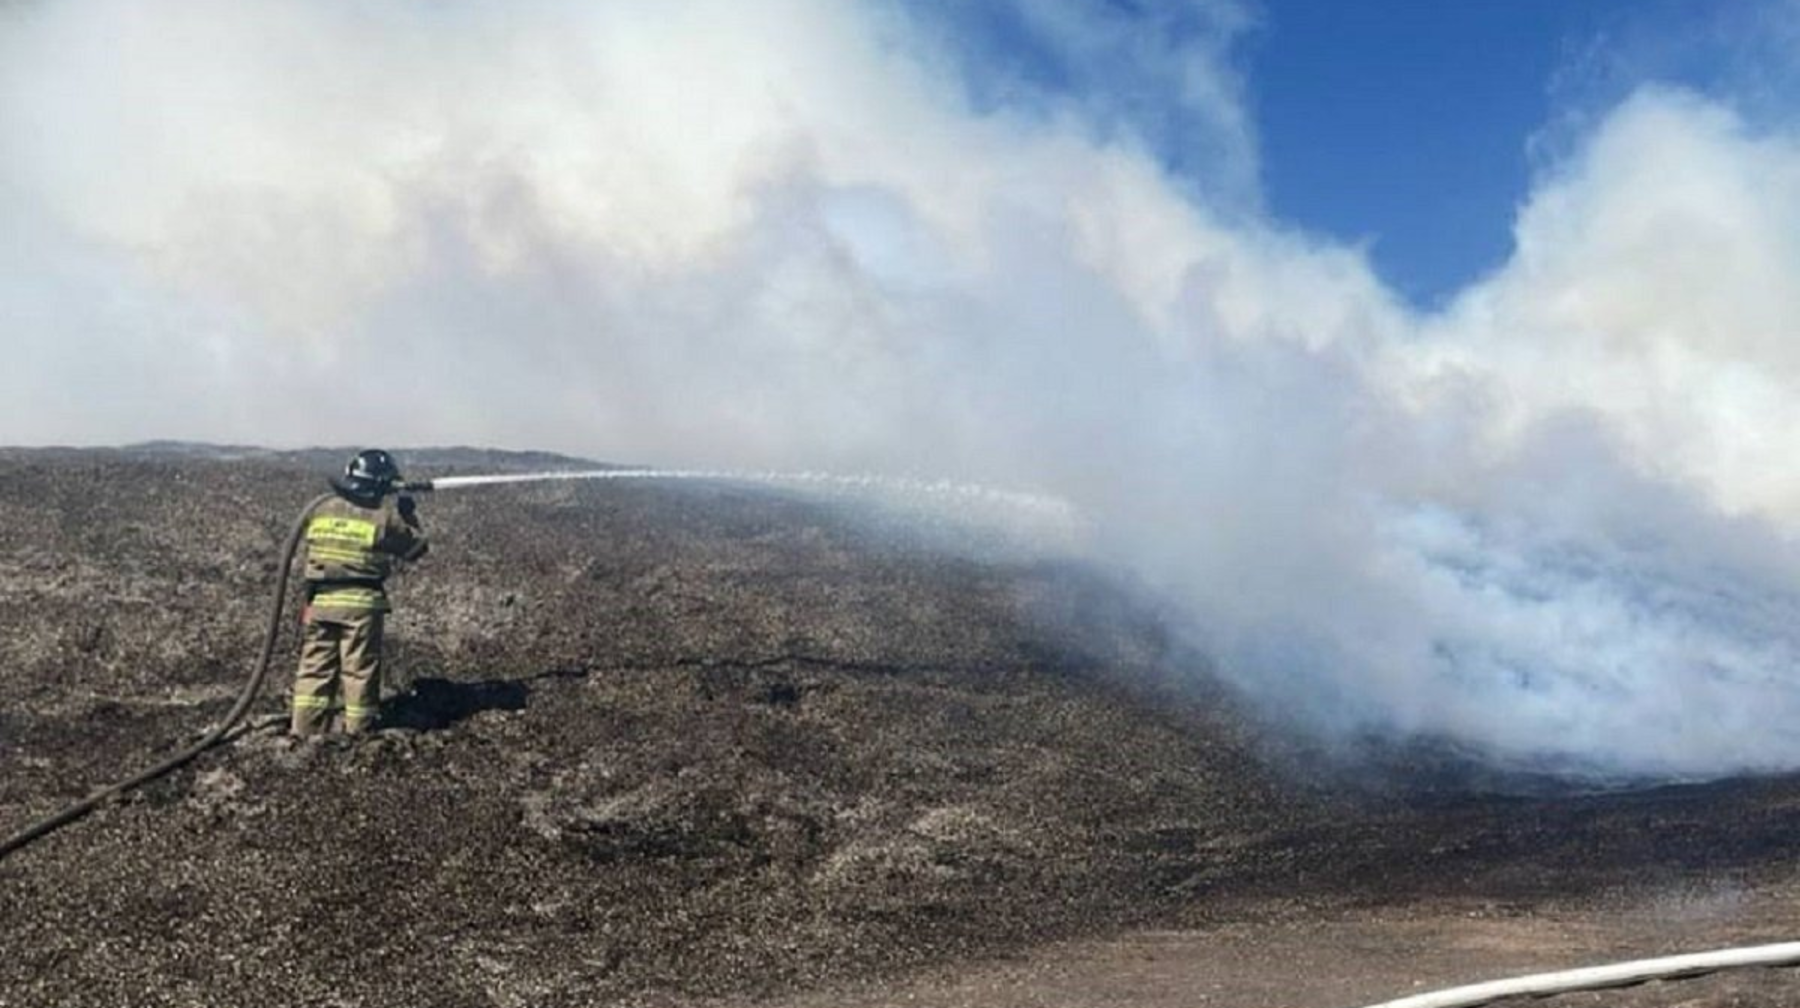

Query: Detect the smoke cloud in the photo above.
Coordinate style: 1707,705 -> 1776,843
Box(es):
6,0 -> 1800,779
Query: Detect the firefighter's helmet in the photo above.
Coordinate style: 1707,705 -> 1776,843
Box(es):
344,448 -> 402,494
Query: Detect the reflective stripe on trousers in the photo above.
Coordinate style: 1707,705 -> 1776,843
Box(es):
309,587 -> 386,611
291,611 -> 385,736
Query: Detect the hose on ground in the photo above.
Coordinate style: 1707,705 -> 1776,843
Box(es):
0,492 -> 333,863
1354,940 -> 1800,1008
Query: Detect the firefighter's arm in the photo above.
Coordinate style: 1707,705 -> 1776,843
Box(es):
385,497 -> 430,563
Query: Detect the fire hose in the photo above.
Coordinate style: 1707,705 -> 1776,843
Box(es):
1353,940 -> 1800,1007
0,483 -> 429,863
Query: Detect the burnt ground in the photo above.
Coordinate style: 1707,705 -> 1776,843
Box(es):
2,446 -> 1799,1008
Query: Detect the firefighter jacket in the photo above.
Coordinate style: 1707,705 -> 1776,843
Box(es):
301,490 -> 428,618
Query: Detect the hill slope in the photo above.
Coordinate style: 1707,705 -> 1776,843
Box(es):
4,448 -> 1800,1007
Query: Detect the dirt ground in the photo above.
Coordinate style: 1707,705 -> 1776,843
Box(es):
2,446 -> 1798,1008
731,881 -> 1800,1008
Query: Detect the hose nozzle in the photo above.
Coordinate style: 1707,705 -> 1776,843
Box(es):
395,479 -> 435,494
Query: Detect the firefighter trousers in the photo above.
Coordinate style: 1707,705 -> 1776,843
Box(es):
291,610 -> 385,736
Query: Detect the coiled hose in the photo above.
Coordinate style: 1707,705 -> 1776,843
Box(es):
0,492 -> 333,863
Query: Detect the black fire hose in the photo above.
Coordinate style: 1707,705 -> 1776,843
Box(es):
0,491 -> 336,863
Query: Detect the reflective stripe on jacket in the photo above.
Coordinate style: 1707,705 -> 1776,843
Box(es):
302,492 -> 426,617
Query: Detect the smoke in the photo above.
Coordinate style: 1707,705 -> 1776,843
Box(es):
6,0 -> 1800,779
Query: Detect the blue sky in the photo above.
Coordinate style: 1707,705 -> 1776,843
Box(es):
1252,0 -> 1777,307
902,0 -> 1793,308
1253,0 -> 1597,307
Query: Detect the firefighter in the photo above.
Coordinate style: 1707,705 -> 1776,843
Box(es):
290,449 -> 428,736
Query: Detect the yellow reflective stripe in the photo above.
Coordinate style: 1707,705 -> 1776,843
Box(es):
307,516 -> 378,547
344,704 -> 377,717
309,546 -> 372,564
309,538 -> 375,554
292,695 -> 333,709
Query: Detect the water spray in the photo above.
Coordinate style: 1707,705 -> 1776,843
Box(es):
411,467 -> 1081,528
415,467 -> 1087,554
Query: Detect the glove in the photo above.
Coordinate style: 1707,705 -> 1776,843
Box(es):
396,495 -> 418,522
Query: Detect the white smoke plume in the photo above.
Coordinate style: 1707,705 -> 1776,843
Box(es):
5,0 -> 1800,779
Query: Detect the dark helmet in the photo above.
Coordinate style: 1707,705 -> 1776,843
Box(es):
342,448 -> 402,496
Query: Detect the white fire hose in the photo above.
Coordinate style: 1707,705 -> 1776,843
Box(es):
1356,940 -> 1800,1007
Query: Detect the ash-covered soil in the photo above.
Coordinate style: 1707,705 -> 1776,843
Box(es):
3,446 -> 1800,1008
